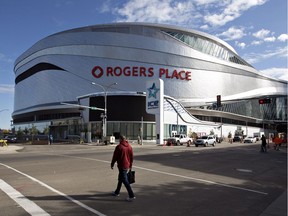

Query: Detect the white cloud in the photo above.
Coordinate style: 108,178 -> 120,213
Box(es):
99,0 -> 111,13
251,29 -> 282,44
113,0 -> 196,26
260,68 -> 288,81
278,34 -> 288,42
204,0 -> 268,26
194,0 -> 219,5
204,13 -> 235,27
244,47 -> 288,64
0,84 -> 14,94
108,0 -> 269,30
251,40 -> 262,45
216,26 -> 246,41
200,24 -> 209,30
264,36 -> 276,42
235,41 -> 246,49
0,53 -> 13,63
253,29 -> 271,39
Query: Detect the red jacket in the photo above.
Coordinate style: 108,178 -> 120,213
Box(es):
111,140 -> 133,169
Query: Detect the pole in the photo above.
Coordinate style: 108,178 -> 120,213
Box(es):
91,82 -> 117,141
141,116 -> 143,145
103,91 -> 107,138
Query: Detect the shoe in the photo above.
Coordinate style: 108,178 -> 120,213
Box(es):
126,197 -> 136,202
112,192 -> 119,197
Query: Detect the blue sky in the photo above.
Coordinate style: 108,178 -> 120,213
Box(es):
0,0 -> 287,129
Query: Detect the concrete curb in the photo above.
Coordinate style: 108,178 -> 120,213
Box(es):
0,145 -> 24,154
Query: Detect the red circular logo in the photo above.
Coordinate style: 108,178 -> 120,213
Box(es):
91,66 -> 103,78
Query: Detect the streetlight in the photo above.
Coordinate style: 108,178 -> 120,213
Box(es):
91,82 -> 117,140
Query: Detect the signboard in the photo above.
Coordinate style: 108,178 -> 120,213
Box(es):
92,65 -> 191,81
146,81 -> 161,114
146,79 -> 164,144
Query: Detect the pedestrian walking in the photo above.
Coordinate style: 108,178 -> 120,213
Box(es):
111,135 -> 135,201
260,134 -> 267,153
273,135 -> 282,151
48,134 -> 53,145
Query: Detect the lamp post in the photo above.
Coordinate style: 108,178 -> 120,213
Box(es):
91,82 -> 117,140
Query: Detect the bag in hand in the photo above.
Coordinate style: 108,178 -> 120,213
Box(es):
128,170 -> 135,184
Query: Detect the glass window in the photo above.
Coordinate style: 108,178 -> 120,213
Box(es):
188,35 -> 196,47
162,30 -> 253,67
182,35 -> 189,46
146,123 -> 153,140
222,50 -> 229,60
120,122 -> 127,136
152,124 -> 156,140
183,35 -> 190,45
133,123 -> 141,140
126,123 -> 134,140
204,41 -> 212,54
216,46 -> 223,58
178,34 -> 185,42
214,45 -> 221,57
218,47 -> 225,59
208,43 -> 216,56
143,123 -> 156,140
194,37 -> 204,51
91,122 -> 102,139
211,44 -> 218,56
201,40 -> 209,53
175,33 -> 183,41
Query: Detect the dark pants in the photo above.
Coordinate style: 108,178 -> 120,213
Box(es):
114,168 -> 135,198
261,144 -> 267,152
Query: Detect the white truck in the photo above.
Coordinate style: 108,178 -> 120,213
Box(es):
253,132 -> 264,141
166,134 -> 193,146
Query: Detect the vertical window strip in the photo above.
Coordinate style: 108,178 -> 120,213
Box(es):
163,30 -> 252,67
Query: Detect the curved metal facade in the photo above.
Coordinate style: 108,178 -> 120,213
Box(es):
13,23 -> 287,125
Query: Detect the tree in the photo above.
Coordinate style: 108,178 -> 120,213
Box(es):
29,124 -> 38,143
16,127 -> 24,140
24,127 -> 29,135
43,126 -> 49,135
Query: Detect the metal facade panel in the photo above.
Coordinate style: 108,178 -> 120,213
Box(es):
13,23 -> 287,121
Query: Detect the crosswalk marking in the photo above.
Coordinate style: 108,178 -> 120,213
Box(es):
0,163 -> 106,216
0,179 -> 50,216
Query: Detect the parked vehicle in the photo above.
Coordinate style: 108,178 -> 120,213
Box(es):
215,136 -> 223,143
3,135 -> 17,143
233,136 -> 242,142
166,134 -> 193,146
194,135 -> 216,147
243,136 -> 257,143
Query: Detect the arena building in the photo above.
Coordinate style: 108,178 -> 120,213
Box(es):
13,23 -> 287,142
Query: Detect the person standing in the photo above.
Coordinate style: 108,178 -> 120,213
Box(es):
48,134 -> 53,145
111,135 -> 135,201
274,134 -> 282,151
260,134 -> 267,152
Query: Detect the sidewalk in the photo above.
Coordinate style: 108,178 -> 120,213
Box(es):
0,144 -> 24,154
260,190 -> 287,216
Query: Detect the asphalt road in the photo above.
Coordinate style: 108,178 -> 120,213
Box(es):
0,142 -> 287,216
